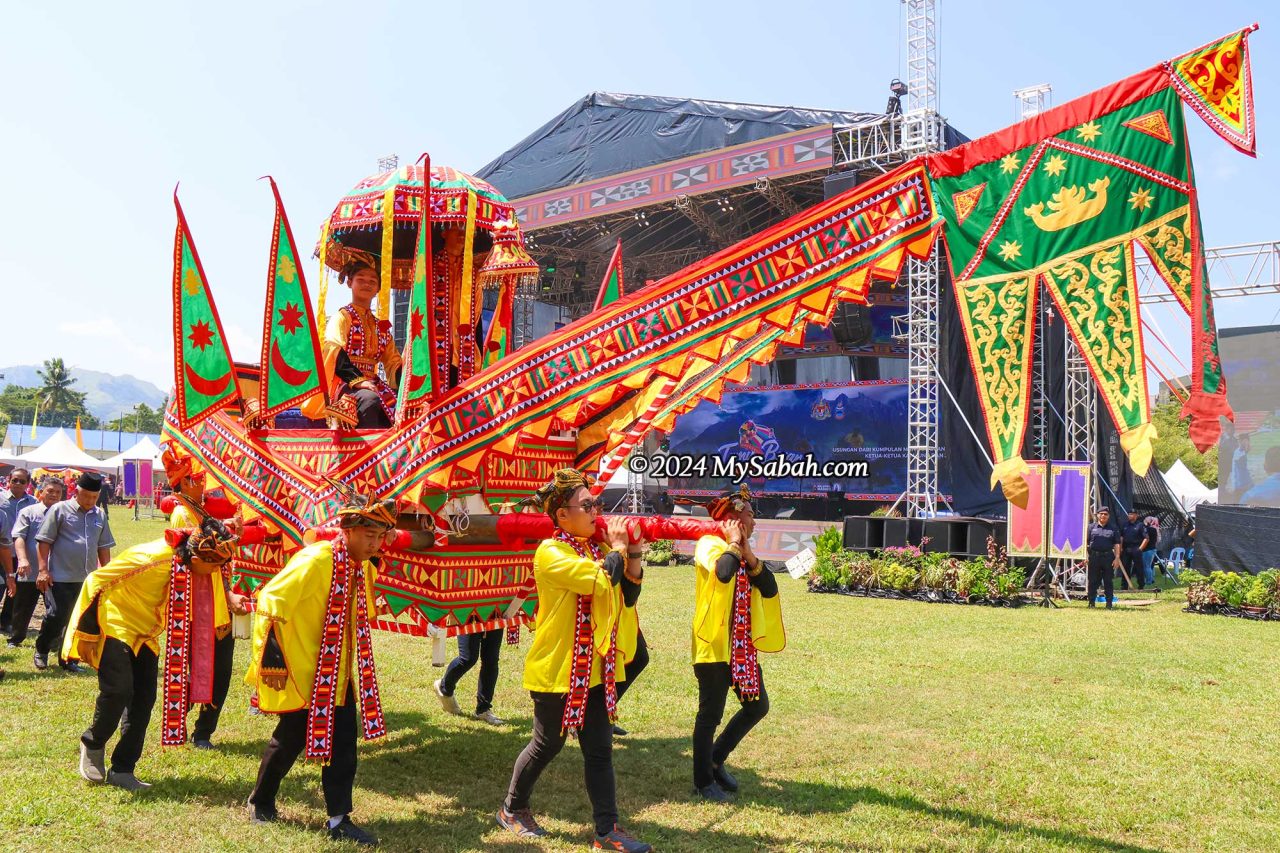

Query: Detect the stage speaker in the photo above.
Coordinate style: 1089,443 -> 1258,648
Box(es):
824,169 -> 862,199
843,516 -> 870,550
922,520 -> 955,554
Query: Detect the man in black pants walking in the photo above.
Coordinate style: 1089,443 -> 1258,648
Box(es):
497,468 -> 651,853
689,485 -> 784,802
1086,507 -> 1122,609
435,627 -> 506,725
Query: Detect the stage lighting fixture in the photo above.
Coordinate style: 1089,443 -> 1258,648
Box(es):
544,257 -> 559,274
574,262 -> 586,280
540,273 -> 553,292
886,78 -> 908,117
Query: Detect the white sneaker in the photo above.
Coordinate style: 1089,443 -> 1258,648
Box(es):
79,742 -> 106,783
474,709 -> 505,726
435,679 -> 462,716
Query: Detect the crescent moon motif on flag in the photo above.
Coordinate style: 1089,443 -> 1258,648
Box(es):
184,363 -> 233,398
271,338 -> 313,386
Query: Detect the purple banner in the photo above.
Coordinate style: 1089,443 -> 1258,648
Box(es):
1048,461 -> 1089,559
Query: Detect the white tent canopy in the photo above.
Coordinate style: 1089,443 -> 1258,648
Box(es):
15,428 -> 115,472
1162,459 -> 1218,512
99,437 -> 163,469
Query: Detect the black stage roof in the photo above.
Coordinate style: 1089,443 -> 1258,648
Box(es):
476,92 -> 966,316
477,92 -> 891,200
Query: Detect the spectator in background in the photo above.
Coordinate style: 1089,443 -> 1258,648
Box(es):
1141,516 -> 1160,588
8,477 -> 65,648
1241,446 -> 1280,508
1227,432 -> 1254,502
1120,509 -> 1149,591
33,471 -> 115,673
0,468 -> 37,635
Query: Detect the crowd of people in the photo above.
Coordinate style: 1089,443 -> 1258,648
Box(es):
0,464 -> 782,851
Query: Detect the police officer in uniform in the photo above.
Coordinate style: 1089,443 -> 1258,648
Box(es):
1086,507 -> 1121,609
1119,509 -> 1149,591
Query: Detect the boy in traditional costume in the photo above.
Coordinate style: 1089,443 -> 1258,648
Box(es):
163,448 -> 250,749
64,514 -> 239,791
690,485 -> 784,801
497,469 -> 652,853
244,487 -> 395,847
302,250 -> 400,428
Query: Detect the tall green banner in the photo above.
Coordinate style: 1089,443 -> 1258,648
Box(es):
172,192 -> 238,431
258,178 -> 326,421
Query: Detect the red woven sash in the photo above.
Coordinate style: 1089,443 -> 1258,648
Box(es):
305,538 -> 386,763
161,551 -> 192,746
554,530 -> 618,735
729,559 -> 761,701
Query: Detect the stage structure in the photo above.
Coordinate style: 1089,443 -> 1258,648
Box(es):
159,27 -> 1257,640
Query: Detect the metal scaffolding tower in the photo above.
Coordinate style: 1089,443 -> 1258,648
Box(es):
1017,90 -> 1052,460
1063,333 -> 1099,511
900,0 -> 945,517
1013,84 -> 1053,119
514,280 -> 536,350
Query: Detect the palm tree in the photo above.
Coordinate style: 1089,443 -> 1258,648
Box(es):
37,357 -> 77,414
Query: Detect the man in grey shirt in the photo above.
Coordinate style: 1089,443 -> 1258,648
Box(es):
0,468 -> 37,634
8,477 -> 65,648
34,471 -> 114,673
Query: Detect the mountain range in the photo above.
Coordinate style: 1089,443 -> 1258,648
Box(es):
0,365 -> 168,421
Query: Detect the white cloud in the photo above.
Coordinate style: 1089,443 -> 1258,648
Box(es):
57,317 -> 164,365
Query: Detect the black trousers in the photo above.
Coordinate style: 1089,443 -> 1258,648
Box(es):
692,661 -> 770,788
35,581 -> 83,661
0,557 -> 12,628
81,637 -> 159,774
353,388 -> 391,429
7,582 -> 44,645
440,628 -> 503,714
615,629 -> 648,701
505,685 -> 618,836
1087,551 -> 1115,604
250,686 -> 358,818
191,631 -> 235,740
1120,547 -> 1143,589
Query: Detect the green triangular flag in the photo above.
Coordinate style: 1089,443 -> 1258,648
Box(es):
172,191 -> 238,430
258,178 -> 326,420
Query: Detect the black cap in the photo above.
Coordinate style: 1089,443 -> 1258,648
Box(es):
76,471 -> 103,492
1096,506 -> 1110,515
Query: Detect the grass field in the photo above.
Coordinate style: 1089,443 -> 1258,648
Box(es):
1,515 -> 1276,852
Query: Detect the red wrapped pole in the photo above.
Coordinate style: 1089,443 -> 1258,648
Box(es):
494,513 -> 722,547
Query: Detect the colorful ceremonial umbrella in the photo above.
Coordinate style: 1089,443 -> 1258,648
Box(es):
320,164 -> 516,284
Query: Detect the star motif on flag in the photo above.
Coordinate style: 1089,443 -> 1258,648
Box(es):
183,268 -> 202,296
1043,154 -> 1068,177
188,320 -> 215,351
1128,188 -> 1154,211
997,240 -> 1023,262
277,253 -> 297,283
277,302 -> 303,335
1075,121 -> 1103,143
999,154 -> 1021,175
410,306 -> 425,340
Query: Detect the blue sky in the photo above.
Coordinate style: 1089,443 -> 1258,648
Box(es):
0,1 -> 1273,391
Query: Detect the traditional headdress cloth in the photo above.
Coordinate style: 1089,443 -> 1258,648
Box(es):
705,483 -> 754,521
527,467 -> 595,516
161,447 -> 195,488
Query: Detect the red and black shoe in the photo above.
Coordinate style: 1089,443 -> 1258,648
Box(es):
593,824 -> 653,853
496,806 -> 547,838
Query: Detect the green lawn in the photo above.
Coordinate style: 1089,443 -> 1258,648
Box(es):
1,516 -> 1276,852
